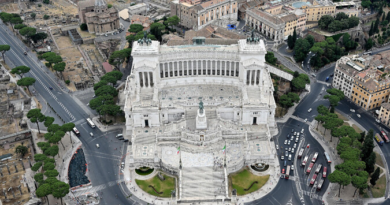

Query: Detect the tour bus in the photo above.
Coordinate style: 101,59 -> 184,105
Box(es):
323,167 -> 327,178
310,174 -> 318,185
381,131 -> 389,143
298,149 -> 304,159
324,152 -> 332,164
306,162 -> 314,174
302,156 -> 309,166
375,133 -> 384,146
317,179 -> 324,190
72,127 -> 80,136
86,118 -> 96,128
312,152 -> 319,163
285,165 -> 291,179
315,164 -> 322,174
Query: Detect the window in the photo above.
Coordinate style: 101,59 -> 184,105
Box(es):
144,115 -> 148,117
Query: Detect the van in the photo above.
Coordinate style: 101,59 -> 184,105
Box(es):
116,134 -> 123,138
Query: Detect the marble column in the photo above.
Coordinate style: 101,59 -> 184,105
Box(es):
249,70 -> 252,85
224,61 -> 227,76
187,61 -> 189,76
162,63 -> 166,78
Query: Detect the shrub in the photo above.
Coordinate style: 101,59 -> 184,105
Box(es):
107,4 -> 112,8
65,80 -> 70,85
38,4 -> 42,7
43,0 -> 49,4
43,15 -> 49,20
80,23 -> 88,31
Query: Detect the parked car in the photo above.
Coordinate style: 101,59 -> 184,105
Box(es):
96,144 -> 100,148
291,165 -> 295,170
307,144 -> 310,148
293,143 -> 297,148
276,145 -> 279,149
292,148 -> 295,153
308,108 -> 312,112
281,155 -> 285,160
285,151 -> 288,156
350,109 -> 355,112
284,140 -> 288,145
288,147 -> 291,152
90,132 -> 94,137
282,169 -> 285,174
288,140 -> 291,145
357,114 -> 361,118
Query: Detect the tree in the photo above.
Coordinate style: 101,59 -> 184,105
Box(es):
43,161 -> 55,171
61,123 -> 75,144
335,161 -> 365,176
128,24 -> 144,33
150,23 -> 165,42
95,85 -> 118,97
44,116 -> 55,127
291,76 -> 306,91
15,145 -> 28,157
17,77 -> 36,93
166,15 -> 180,30
101,75 -> 117,85
42,52 -> 62,68
351,171 -> 369,197
361,0 -> 371,8
31,32 -> 48,44
31,13 -> 36,20
11,65 -> 30,78
19,27 -> 36,38
0,44 -> 10,62
34,173 -> 45,184
107,3 -> 112,8
94,80 -> 108,91
340,147 -> 360,161
48,124 -> 61,134
265,51 -> 277,65
287,35 -> 294,49
361,129 -> 375,162
31,162 -> 43,171
279,94 -> 294,108
329,170 -> 351,197
44,169 -> 59,177
44,145 -> 59,159
317,105 -> 329,115
27,109 -> 45,133
43,0 -> 50,3
335,12 -> 348,20
287,92 -> 300,103
14,24 -> 26,30
369,21 -> 374,36
105,70 -> 123,81
374,19 -> 380,34
0,12 -> 13,24
305,35 -> 315,48
37,142 -> 51,152
97,104 -> 122,121
52,130 -> 65,149
365,38 -> 373,51
293,71 -> 299,78
89,94 -> 114,110
36,183 -> 52,205
292,27 -> 297,45
80,23 -> 88,31
370,167 -> 380,186
34,153 -> 47,162
108,48 -> 132,70
348,16 -> 359,28
293,38 -> 311,62
318,15 -> 334,30
52,181 -> 70,205
365,152 -> 376,174
53,62 -> 66,79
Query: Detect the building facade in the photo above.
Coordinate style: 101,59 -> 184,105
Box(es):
78,0 -> 120,35
245,8 -> 285,44
279,13 -> 297,37
170,0 -> 238,31
303,2 -> 335,22
122,36 -> 292,200
332,56 -> 359,99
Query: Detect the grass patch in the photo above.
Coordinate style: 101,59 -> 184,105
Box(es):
331,33 -> 345,42
265,62 -> 294,75
371,175 -> 386,198
351,124 -> 362,133
275,104 -> 288,118
335,111 -> 348,121
230,169 -> 269,196
375,152 -> 385,168
343,122 -> 350,126
135,167 -> 154,176
136,173 -> 176,198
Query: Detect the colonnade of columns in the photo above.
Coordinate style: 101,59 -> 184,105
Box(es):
246,70 -> 261,86
138,72 -> 154,88
159,60 -> 240,78
246,15 -> 283,41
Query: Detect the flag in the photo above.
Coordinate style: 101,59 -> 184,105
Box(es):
177,146 -> 180,154
222,145 -> 226,153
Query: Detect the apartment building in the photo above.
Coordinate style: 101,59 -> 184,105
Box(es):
334,1 -> 359,18
279,13 -> 298,37
332,56 -> 360,99
303,3 -> 335,22
379,103 -> 390,126
170,0 -> 238,30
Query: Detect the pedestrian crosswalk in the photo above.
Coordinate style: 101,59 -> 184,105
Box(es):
301,190 -> 322,200
73,179 -> 125,197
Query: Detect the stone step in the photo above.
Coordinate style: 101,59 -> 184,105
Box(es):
134,135 -> 155,144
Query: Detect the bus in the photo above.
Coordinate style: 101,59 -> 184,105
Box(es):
298,149 -> 304,159
312,152 -> 319,163
375,133 -> 384,146
302,156 -> 309,166
381,131 -> 389,143
306,162 -> 314,174
285,165 -> 291,179
324,152 -> 331,164
72,127 -> 80,136
310,174 -> 318,185
315,164 -> 322,174
86,118 -> 96,128
317,179 -> 324,190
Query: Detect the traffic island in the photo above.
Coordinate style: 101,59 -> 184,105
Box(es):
135,172 -> 176,198
229,168 -> 270,195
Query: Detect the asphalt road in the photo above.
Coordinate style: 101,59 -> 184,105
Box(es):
0,22 -> 142,205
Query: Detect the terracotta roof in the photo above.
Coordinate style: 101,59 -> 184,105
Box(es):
200,0 -> 228,9
280,13 -> 298,23
248,8 -> 284,25
78,0 -> 95,9
102,62 -> 113,73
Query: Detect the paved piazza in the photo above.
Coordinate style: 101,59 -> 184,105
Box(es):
123,35 -> 293,201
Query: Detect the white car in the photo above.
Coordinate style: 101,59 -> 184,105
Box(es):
288,154 -> 292,161
294,132 -> 297,136
295,138 -> 299,143
301,129 -> 304,134
292,148 -> 295,153
291,165 -> 295,170
288,147 -> 291,152
288,140 -> 291,145
350,109 -> 355,112
304,118 -> 308,122
281,155 -> 284,160
308,108 -> 312,112
297,133 -> 300,137
96,144 -> 100,148
284,140 -> 288,145
357,114 -> 361,118
90,132 -> 94,137
276,145 -> 279,149
293,143 -> 297,148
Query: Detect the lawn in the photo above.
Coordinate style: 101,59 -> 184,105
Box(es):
375,152 -> 385,168
135,173 -> 176,198
351,124 -> 362,133
335,111 -> 348,121
230,169 -> 269,196
371,175 -> 386,198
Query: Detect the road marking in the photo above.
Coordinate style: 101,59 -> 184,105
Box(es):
73,179 -> 125,197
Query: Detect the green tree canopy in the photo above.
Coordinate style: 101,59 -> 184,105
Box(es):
80,23 -> 88,31
15,145 -> 28,157
34,173 -> 44,184
265,51 -> 277,65
34,154 -> 47,162
11,66 -> 30,78
31,32 -> 48,43
27,109 -> 45,133
293,38 -> 311,62
44,116 -> 55,127
95,85 -> 118,97
44,169 -> 59,177
128,24 -> 144,33
328,170 -> 351,197
370,167 -> 380,186
52,181 -> 70,205
94,80 -> 108,91
108,48 -> 132,70
19,27 -> 36,37
43,162 -> 55,171
14,24 -> 26,30
31,13 -> 36,20
0,44 -> 11,61
166,15 -> 180,29
17,77 -> 36,93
